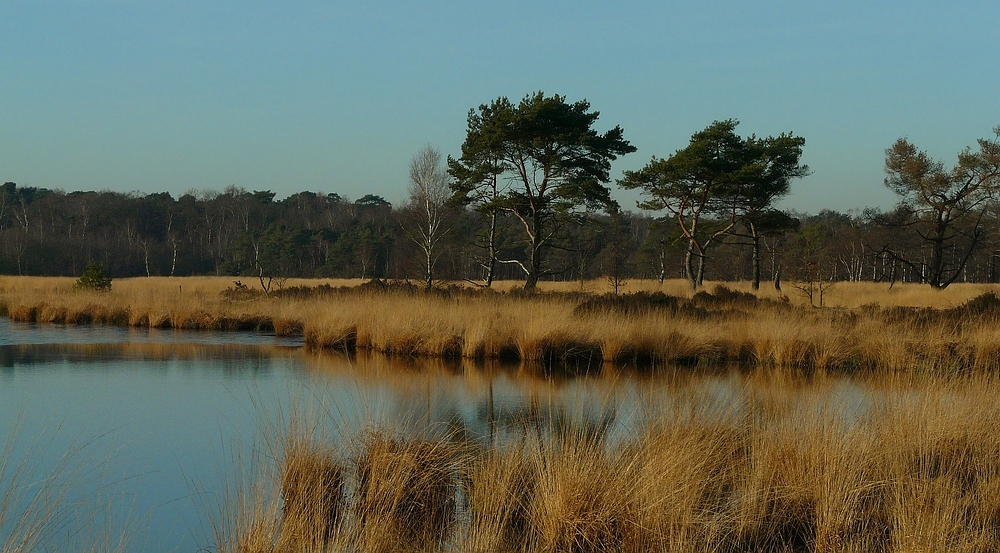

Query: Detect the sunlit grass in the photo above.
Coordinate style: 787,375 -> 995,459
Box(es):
5,276 -> 1000,374
199,372 -> 1000,553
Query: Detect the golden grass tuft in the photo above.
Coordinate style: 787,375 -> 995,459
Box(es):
462,448 -> 537,553
352,433 -> 458,552
232,519 -> 279,553
278,447 -> 344,551
531,436 -> 647,552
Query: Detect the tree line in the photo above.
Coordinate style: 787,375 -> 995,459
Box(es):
3,92 -> 999,296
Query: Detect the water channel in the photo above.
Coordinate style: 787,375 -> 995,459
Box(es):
0,317 -> 878,552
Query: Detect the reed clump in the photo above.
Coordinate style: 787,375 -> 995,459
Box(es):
462,448 -> 536,553
531,436 -> 646,552
278,447 -> 345,551
353,434 -> 458,552
9,276 -> 1000,373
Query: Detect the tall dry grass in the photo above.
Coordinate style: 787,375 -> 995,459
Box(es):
6,276 -> 1000,374
209,373 -> 1000,553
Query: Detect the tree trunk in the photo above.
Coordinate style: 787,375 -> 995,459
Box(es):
253,242 -> 270,297
523,213 -> 543,292
657,240 -> 666,285
425,246 -> 433,291
750,222 -> 761,291
928,232 -> 945,289
170,240 -> 177,277
684,240 -> 697,291
484,211 -> 497,287
524,243 -> 541,291
141,241 -> 151,277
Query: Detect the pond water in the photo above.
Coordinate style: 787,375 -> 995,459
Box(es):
0,317 -> 876,552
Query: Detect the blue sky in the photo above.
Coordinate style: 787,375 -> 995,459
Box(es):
1,0 -> 997,213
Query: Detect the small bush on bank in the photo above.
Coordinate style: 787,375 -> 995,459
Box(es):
73,261 -> 112,292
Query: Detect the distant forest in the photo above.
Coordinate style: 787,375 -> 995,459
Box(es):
3,181 -> 1000,292
4,94 -> 998,295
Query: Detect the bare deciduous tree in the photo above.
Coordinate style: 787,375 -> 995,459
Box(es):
402,146 -> 453,290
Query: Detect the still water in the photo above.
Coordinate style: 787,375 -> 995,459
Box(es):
0,317 -> 873,552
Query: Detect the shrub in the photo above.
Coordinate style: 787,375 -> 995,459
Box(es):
73,261 -> 112,292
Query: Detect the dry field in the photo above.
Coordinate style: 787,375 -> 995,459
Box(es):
4,276 -> 1000,374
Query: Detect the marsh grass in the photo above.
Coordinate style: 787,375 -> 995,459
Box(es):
9,276 -> 1000,551
202,373 -> 1000,553
461,446 -> 536,553
279,447 -> 344,551
351,433 -> 459,552
7,276 -> 1000,374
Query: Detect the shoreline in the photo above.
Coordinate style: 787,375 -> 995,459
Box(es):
3,277 -> 1000,374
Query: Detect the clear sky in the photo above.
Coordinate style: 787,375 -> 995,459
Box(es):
1,0 -> 997,213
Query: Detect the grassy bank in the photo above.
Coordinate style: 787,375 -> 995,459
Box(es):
217,374 -> 1000,553
5,276 -> 1000,373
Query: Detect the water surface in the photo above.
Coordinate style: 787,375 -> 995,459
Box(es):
0,317 -> 876,552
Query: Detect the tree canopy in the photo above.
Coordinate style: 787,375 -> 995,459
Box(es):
877,127 -> 1000,288
6,99 -> 1000,297
619,119 -> 808,290
449,92 -> 635,290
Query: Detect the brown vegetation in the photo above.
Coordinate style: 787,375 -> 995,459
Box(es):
8,276 -> 1000,551
7,276 -> 1000,374
215,374 -> 1000,553
353,434 -> 458,552
279,447 -> 345,551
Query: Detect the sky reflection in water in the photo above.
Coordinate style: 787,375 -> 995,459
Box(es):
0,318 -> 876,552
